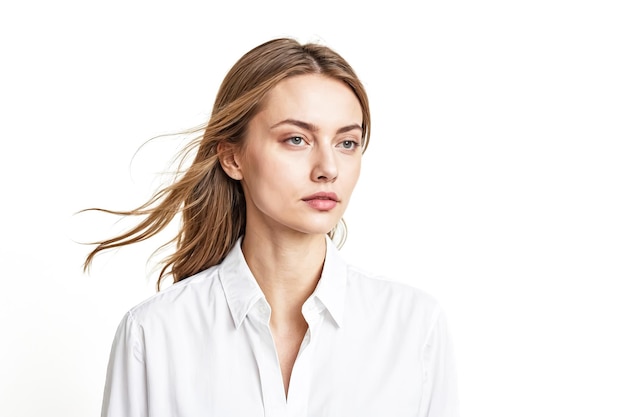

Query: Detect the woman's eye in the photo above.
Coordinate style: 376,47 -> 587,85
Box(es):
340,140 -> 359,150
287,136 -> 305,146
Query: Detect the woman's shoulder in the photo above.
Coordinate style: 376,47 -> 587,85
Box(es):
345,264 -> 442,315
125,265 -> 222,322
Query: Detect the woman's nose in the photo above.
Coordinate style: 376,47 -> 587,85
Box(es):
311,145 -> 338,182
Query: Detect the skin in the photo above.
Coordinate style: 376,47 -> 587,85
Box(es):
220,74 -> 363,398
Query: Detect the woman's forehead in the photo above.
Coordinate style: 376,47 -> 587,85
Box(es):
256,74 -> 363,127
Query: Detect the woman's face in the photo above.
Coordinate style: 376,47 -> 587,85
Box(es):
231,74 -> 363,238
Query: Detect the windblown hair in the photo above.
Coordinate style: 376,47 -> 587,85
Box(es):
82,37 -> 371,290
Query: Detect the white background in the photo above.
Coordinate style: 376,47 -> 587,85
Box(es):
1,1 -> 625,416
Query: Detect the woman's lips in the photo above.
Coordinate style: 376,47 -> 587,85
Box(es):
302,192 -> 338,211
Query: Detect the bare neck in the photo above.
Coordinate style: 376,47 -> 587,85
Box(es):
241,233 -> 326,326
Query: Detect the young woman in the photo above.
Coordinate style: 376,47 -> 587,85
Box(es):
83,37 -> 459,417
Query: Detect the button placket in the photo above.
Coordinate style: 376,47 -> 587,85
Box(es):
245,300 -> 288,417
284,303 -> 326,415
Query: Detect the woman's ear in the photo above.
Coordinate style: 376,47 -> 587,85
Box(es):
217,142 -> 243,180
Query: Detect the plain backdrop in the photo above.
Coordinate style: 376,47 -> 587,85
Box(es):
1,1 -> 625,416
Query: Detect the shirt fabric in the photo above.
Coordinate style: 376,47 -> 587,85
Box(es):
102,237 -> 460,417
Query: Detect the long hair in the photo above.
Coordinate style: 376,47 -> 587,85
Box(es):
82,38 -> 371,290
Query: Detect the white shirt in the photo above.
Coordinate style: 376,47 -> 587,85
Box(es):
102,237 -> 460,417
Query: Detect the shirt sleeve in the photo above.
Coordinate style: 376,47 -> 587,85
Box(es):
418,306 -> 461,417
101,311 -> 148,417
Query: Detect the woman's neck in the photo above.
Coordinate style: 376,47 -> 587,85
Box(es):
241,232 -> 326,325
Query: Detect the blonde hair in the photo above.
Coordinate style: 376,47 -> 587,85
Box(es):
82,38 -> 371,290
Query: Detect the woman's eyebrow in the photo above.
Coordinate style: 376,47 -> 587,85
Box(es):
270,119 -> 362,134
270,119 -> 318,132
336,123 -> 363,134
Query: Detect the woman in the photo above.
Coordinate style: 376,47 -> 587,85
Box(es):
83,37 -> 459,416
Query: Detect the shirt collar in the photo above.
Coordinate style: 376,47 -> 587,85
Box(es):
218,235 -> 348,329
218,238 -> 265,329
311,235 -> 347,328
